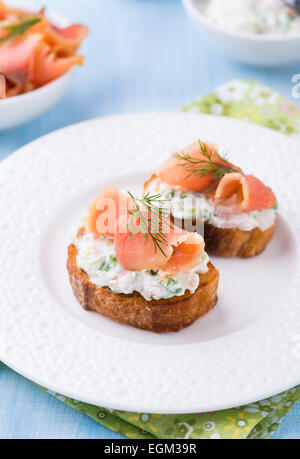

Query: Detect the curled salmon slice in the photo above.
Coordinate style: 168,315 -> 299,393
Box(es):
86,187 -> 132,238
157,141 -> 220,192
28,41 -> 84,87
54,24 -> 88,41
240,175 -> 276,211
215,173 -> 276,211
161,233 -> 205,275
114,216 -> 174,272
0,33 -> 42,84
0,1 -> 9,19
26,16 -> 49,36
214,172 -> 243,200
0,2 -> 88,96
44,24 -> 89,57
114,215 -> 204,272
87,186 -> 206,273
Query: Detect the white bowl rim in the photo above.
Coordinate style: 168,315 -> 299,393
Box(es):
0,72 -> 72,106
0,0 -> 74,105
183,0 -> 300,42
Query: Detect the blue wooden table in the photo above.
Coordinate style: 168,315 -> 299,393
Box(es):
0,0 -> 299,439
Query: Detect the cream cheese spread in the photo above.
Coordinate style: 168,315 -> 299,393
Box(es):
74,232 -> 210,301
147,178 -> 276,232
203,0 -> 300,35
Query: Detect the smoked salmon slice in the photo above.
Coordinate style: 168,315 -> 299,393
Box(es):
215,173 -> 276,211
0,1 -> 9,19
28,41 -> 83,87
114,215 -> 174,271
47,24 -> 89,56
240,175 -> 277,211
86,187 -> 132,238
87,187 -> 206,273
0,1 -> 88,97
161,233 -> 205,275
24,16 -> 48,36
214,172 -> 243,200
0,33 -> 42,84
114,214 -> 204,273
157,141 -> 221,192
54,24 -> 88,42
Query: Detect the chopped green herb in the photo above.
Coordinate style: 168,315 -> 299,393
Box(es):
99,260 -> 107,270
0,17 -> 41,44
160,278 -> 182,296
201,253 -> 207,264
167,190 -> 175,199
91,257 -> 105,265
167,278 -> 177,287
127,191 -> 173,258
100,255 -> 118,272
150,270 -> 158,276
174,140 -> 239,183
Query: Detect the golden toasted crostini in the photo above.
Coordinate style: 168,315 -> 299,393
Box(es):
144,140 -> 277,258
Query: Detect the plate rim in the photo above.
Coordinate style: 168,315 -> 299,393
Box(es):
2,354 -> 300,414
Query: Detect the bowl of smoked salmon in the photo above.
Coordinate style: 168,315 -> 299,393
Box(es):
0,1 -> 88,129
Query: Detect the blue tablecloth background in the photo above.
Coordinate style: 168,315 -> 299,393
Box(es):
0,0 -> 299,439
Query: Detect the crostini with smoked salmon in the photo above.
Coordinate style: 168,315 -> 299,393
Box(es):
67,187 -> 219,333
144,141 -> 277,258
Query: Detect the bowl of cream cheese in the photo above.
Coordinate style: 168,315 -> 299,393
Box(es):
182,0 -> 300,65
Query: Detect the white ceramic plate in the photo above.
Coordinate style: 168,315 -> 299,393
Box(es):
0,113 -> 300,414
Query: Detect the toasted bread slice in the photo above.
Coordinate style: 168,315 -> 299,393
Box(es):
203,222 -> 275,258
67,244 -> 219,333
172,220 -> 275,258
144,175 -> 275,258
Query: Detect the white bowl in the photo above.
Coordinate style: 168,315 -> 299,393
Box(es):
182,0 -> 300,66
0,1 -> 74,130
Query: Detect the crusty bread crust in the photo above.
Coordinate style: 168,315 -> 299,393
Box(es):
144,175 -> 275,258
67,244 -> 219,333
203,222 -> 275,258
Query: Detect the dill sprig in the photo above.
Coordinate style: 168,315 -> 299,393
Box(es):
174,140 -> 239,183
127,192 -> 173,258
0,17 -> 41,44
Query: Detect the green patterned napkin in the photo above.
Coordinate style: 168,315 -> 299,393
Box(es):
44,80 -> 300,439
43,386 -> 300,439
183,80 -> 300,137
